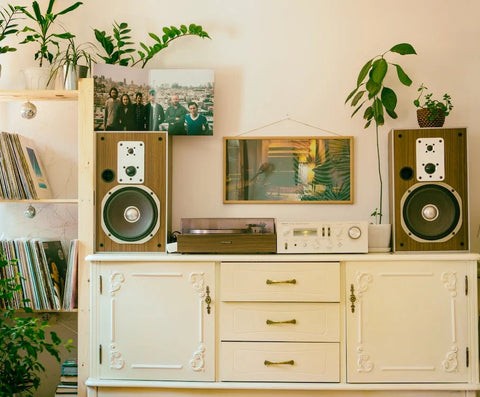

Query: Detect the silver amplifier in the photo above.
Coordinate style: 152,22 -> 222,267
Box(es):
276,221 -> 368,254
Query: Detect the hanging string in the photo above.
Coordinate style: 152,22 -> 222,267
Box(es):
236,116 -> 345,137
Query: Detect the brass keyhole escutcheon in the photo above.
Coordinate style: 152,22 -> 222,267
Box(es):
350,284 -> 356,313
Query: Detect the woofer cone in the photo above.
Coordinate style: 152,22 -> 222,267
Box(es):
400,182 -> 462,243
101,185 -> 160,244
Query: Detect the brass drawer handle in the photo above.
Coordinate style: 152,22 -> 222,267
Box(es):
266,319 -> 297,325
266,279 -> 297,285
205,286 -> 212,314
264,359 -> 295,366
350,284 -> 356,313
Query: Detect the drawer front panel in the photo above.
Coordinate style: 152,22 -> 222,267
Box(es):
220,342 -> 339,382
221,302 -> 339,341
221,262 -> 339,301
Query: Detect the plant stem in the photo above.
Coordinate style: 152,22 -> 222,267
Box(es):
375,123 -> 383,224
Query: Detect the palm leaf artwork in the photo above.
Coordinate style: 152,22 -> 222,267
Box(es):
294,138 -> 351,202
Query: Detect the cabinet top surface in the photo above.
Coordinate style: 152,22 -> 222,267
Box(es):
86,252 -> 480,262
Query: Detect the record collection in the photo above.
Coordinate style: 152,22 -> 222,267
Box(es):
0,239 -> 78,311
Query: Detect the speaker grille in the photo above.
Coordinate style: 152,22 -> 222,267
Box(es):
400,183 -> 462,242
101,185 -> 160,244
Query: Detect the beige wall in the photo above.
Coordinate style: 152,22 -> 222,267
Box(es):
3,0 -> 479,248
0,2 -> 479,394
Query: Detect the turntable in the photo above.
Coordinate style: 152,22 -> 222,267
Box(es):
176,218 -> 276,253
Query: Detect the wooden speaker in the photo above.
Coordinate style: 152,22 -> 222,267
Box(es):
96,132 -> 167,252
389,128 -> 469,252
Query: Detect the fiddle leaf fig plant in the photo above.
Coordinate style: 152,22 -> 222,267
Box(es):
345,43 -> 417,224
94,21 -> 211,68
0,248 -> 73,396
19,0 -> 83,67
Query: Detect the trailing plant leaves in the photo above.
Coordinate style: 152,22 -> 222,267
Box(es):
351,90 -> 365,106
366,78 -> 380,98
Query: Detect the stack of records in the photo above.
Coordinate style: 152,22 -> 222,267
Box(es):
55,359 -> 78,396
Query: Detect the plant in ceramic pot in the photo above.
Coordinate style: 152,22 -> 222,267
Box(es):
413,83 -> 453,127
0,4 -> 25,75
0,248 -> 73,396
49,35 -> 96,89
345,43 -> 417,251
94,21 -> 210,68
18,0 -> 83,89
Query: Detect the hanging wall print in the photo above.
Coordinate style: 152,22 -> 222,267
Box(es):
224,136 -> 353,203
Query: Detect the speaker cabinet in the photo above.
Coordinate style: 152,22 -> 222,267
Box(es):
389,128 -> 469,252
96,132 -> 167,252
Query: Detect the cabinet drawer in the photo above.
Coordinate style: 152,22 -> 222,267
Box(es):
221,302 -> 339,341
221,262 -> 339,301
220,342 -> 339,382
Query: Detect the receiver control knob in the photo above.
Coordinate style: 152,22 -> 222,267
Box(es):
348,226 -> 362,240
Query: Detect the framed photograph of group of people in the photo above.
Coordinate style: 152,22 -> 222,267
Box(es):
93,64 -> 214,135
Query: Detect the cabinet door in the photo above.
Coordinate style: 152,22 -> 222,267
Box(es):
95,261 -> 215,381
345,261 -> 470,383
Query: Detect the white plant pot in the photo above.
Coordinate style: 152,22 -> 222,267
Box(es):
23,66 -> 54,90
368,223 -> 392,253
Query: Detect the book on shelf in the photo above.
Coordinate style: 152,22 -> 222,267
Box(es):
0,238 -> 78,311
0,131 -> 52,200
61,358 -> 78,376
59,374 -> 78,385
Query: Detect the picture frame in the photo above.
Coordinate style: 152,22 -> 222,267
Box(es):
224,136 -> 353,204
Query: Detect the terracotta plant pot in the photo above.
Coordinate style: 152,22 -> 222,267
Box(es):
416,108 -> 445,128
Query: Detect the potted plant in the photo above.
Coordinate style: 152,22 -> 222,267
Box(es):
345,43 -> 417,252
49,35 -> 96,89
94,21 -> 210,68
413,83 -> 453,127
18,0 -> 83,89
0,4 -> 25,77
0,248 -> 73,396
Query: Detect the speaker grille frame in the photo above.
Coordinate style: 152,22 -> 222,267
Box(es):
101,184 -> 161,244
399,182 -> 462,243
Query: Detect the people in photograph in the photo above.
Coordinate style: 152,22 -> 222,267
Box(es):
118,94 -> 136,131
132,92 -> 147,131
145,89 -> 165,131
165,93 -> 187,135
185,102 -> 209,135
103,87 -> 120,130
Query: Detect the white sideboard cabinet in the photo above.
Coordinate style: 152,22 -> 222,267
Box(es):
86,253 -> 479,397
89,259 -> 215,381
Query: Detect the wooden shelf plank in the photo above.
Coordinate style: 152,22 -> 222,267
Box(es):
0,198 -> 78,204
0,90 -> 78,101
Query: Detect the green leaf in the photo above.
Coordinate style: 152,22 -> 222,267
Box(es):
393,64 -> 413,86
356,58 -> 373,87
390,43 -> 416,55
345,86 -> 359,104
380,87 -> 397,113
371,58 -> 387,84
351,101 -> 364,118
365,78 -> 380,98
373,98 -> 385,125
351,90 -> 365,106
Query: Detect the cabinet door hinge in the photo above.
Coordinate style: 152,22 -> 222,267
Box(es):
466,347 -> 470,367
99,344 -> 103,364
465,275 -> 469,296
99,275 -> 103,294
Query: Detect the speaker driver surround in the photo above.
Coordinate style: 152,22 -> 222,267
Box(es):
400,182 -> 462,243
101,184 -> 160,244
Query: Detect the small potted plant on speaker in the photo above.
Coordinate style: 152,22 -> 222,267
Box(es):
413,83 -> 453,127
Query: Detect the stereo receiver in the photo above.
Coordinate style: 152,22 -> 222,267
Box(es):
276,221 -> 368,254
